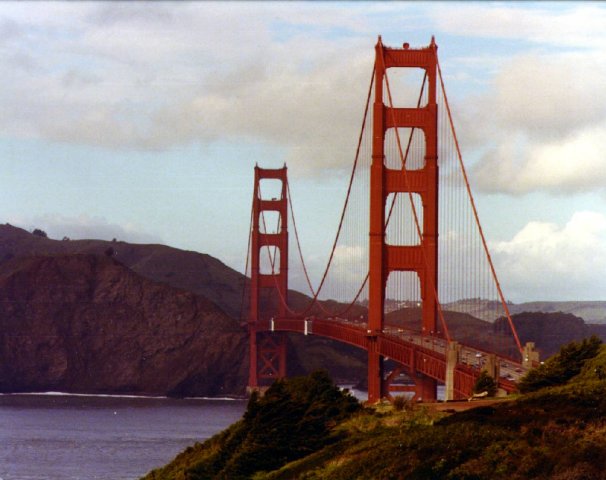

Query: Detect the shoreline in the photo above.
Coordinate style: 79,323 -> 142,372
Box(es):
0,391 -> 247,401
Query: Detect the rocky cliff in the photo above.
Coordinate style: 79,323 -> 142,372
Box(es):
0,254 -> 248,396
0,225 -> 366,394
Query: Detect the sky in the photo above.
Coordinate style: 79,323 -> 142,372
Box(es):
0,1 -> 605,303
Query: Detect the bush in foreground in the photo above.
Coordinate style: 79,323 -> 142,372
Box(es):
473,370 -> 498,396
144,370 -> 360,480
518,336 -> 602,393
146,339 -> 606,480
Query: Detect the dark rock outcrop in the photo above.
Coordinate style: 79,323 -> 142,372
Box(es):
495,311 -> 591,358
0,224 -> 368,390
0,254 -> 248,396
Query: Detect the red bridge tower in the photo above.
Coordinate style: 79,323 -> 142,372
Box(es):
248,165 -> 289,392
367,37 -> 440,403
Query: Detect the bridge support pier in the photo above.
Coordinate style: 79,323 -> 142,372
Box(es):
523,342 -> 540,368
258,332 -> 287,382
367,340 -> 384,404
414,375 -> 437,402
444,341 -> 460,401
482,353 -> 499,380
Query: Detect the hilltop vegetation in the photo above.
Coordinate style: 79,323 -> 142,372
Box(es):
143,370 -> 360,480
144,337 -> 606,480
518,335 -> 602,393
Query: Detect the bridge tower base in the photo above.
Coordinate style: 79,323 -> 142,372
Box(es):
523,342 -> 540,368
412,375 -> 437,402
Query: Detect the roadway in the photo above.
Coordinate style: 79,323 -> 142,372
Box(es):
266,315 -> 529,397
326,318 -> 528,383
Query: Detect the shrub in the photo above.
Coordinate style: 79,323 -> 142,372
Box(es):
392,395 -> 407,411
187,370 -> 360,480
473,370 -> 497,397
519,336 -> 603,393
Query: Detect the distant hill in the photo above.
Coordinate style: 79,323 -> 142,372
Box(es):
496,311 -> 601,358
444,297 -> 606,324
0,253 -> 247,396
509,301 -> 606,324
388,306 -> 606,359
0,224 -> 247,319
0,224 -> 329,320
0,224 -> 367,393
1,223 -> 604,395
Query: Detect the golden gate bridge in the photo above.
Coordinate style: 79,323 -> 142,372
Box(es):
243,36 -> 539,403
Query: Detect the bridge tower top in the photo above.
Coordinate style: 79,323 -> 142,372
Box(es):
250,164 -> 289,322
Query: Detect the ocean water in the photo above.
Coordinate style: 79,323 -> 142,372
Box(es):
0,393 -> 247,480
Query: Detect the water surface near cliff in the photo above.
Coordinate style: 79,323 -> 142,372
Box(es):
0,393 -> 247,480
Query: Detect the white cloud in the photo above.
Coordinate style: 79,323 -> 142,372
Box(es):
298,244 -> 368,302
473,122 -> 606,194
433,3 -> 606,49
427,3 -> 606,197
467,52 -> 606,195
491,54 -> 606,139
155,43 -> 373,174
333,244 -> 366,263
2,2 -> 606,202
3,2 -> 605,185
0,2 -> 377,176
491,212 -> 606,301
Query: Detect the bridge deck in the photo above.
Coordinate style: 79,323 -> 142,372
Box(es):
258,317 -> 523,399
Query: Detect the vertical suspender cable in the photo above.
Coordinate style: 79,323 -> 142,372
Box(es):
266,64 -> 377,318
239,197 -> 255,324
436,58 -> 523,356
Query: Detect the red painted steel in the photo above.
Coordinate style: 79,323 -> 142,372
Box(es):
264,316 -> 519,399
368,37 -> 440,403
258,333 -> 287,380
246,37 -> 528,402
248,166 -> 289,389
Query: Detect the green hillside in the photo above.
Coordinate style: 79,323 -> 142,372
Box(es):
143,337 -> 606,480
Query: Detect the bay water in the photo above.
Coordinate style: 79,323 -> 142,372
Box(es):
0,393 -> 247,480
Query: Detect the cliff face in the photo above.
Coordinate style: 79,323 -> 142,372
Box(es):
0,254 -> 248,396
0,224 -> 368,388
0,223 -> 321,319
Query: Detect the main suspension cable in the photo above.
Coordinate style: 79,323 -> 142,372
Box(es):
272,63 -> 377,318
239,195 -> 255,325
